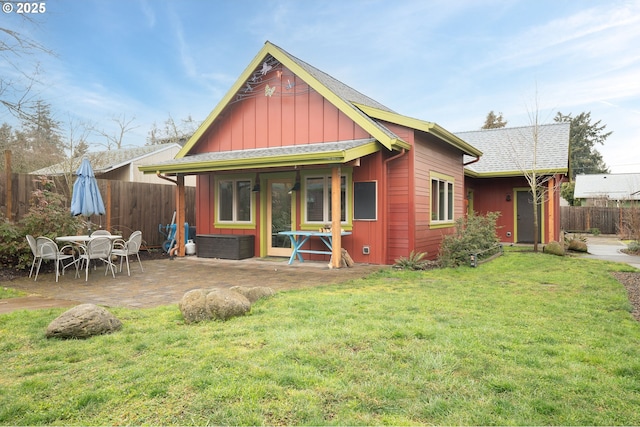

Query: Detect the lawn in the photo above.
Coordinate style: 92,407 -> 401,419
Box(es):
1,251 -> 639,425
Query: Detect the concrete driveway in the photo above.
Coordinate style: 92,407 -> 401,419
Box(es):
582,235 -> 640,270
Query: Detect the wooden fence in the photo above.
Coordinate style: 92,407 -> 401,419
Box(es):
1,173 -> 196,248
561,206 -> 622,235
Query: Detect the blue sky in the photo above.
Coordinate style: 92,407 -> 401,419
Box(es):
4,0 -> 640,173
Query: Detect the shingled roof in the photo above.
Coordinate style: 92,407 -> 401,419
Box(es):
574,173 -> 640,201
457,122 -> 570,177
31,143 -> 181,176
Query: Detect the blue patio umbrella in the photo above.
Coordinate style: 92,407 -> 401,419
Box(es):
70,157 -> 106,217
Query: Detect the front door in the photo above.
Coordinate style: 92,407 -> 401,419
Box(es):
516,190 -> 542,243
267,179 -> 293,257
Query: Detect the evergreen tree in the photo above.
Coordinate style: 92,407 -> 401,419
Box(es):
554,112 -> 610,179
481,111 -> 508,129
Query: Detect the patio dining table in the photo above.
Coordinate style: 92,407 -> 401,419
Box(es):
55,235 -> 122,279
278,230 -> 351,265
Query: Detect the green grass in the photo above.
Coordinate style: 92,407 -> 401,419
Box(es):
0,286 -> 26,299
1,252 -> 639,425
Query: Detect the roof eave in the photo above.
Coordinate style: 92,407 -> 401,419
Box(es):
178,42 -> 403,157
141,141 -> 382,175
465,168 -> 569,178
353,103 -> 482,157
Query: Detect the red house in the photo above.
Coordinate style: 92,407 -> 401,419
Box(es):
458,124 -> 570,245
142,42 -> 567,264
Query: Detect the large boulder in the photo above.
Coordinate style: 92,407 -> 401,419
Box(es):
46,303 -> 122,339
568,238 -> 588,252
179,288 -> 251,323
229,286 -> 275,303
206,289 -> 251,321
178,289 -> 210,324
543,241 -> 565,256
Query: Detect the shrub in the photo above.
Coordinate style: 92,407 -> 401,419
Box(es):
589,227 -> 601,236
628,241 -> 640,254
394,251 -> 430,270
0,176 -> 83,270
438,212 -> 501,268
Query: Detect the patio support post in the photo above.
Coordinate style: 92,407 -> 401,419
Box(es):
176,175 -> 186,257
331,166 -> 342,268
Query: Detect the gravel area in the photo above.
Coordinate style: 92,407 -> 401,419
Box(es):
613,272 -> 640,322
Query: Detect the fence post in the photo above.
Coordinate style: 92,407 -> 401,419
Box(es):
4,150 -> 12,222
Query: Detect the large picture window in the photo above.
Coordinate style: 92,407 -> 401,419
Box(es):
431,175 -> 454,223
217,178 -> 252,223
304,175 -> 347,224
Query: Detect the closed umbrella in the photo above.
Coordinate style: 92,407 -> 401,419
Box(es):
70,157 -> 106,218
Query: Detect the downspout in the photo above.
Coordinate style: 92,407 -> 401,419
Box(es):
156,173 -> 182,257
156,172 -> 177,185
382,149 -> 406,264
463,156 -> 481,167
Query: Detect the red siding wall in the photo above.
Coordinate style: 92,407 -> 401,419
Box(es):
413,133 -> 466,260
191,68 -> 370,155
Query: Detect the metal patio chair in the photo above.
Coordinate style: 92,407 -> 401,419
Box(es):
34,237 -> 77,282
111,231 -> 144,276
77,236 -> 116,281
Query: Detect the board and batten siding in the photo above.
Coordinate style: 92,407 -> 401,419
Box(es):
191,68 -> 370,155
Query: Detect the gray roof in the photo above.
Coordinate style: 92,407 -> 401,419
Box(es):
268,42 -> 401,143
153,139 -> 375,167
31,143 -> 181,175
574,173 -> 640,200
275,44 -> 395,113
457,122 -> 570,176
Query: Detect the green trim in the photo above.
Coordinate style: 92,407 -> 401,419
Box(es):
429,222 -> 455,230
354,103 -> 483,157
465,168 -> 568,179
299,168 -> 353,229
140,141 -> 382,175
177,42 -> 407,158
513,187 -> 546,244
429,172 -> 455,225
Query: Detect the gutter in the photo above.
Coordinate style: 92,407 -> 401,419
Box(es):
156,172 -> 177,184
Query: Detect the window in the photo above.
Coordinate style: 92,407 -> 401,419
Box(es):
304,175 -> 347,223
217,178 -> 252,223
431,175 -> 454,222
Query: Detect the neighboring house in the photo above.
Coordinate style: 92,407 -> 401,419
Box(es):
140,41 -> 482,264
32,144 -> 196,186
574,173 -> 640,207
457,123 -> 570,244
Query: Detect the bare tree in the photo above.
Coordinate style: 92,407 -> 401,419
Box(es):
1,20 -> 53,120
92,114 -> 138,150
147,114 -> 197,146
508,95 -> 566,252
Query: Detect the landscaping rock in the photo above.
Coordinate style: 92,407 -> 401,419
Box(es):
178,289 -> 209,324
568,239 -> 588,252
229,286 -> 275,303
543,241 -> 565,256
206,289 -> 251,321
179,288 -> 251,323
46,303 -> 122,339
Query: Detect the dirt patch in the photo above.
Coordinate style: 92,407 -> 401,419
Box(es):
612,272 -> 640,322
